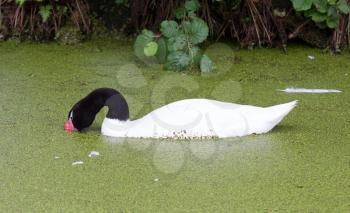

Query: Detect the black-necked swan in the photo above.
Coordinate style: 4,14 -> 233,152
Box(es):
64,88 -> 297,138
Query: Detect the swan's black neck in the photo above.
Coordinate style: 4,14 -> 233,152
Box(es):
104,93 -> 129,120
68,88 -> 129,131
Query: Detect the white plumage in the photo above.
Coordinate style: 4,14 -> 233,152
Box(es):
101,99 -> 297,139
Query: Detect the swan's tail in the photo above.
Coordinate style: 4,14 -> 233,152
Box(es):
264,100 -> 298,129
266,100 -> 298,115
239,100 -> 298,135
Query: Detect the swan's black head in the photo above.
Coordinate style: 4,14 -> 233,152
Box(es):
66,101 -> 96,132
64,88 -> 129,132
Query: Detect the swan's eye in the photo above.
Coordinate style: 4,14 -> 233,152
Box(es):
68,111 -> 74,120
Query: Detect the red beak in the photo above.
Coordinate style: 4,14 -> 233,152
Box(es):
64,120 -> 75,132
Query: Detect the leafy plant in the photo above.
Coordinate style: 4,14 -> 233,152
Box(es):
133,0 -> 214,73
15,0 -> 26,6
291,0 -> 350,28
39,5 -> 52,23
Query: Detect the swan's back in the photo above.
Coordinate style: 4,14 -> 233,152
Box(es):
153,99 -> 241,113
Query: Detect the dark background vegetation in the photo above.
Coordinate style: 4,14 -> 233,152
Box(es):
0,0 -> 349,51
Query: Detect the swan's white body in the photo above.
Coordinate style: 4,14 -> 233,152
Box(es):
101,99 -> 297,139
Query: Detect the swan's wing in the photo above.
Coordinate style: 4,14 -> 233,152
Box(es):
147,105 -> 203,129
126,105 -> 203,138
127,99 -> 245,138
205,109 -> 249,137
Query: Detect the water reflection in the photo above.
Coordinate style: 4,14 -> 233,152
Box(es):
102,135 -> 275,175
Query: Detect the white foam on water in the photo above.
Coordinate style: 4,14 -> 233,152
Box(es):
88,151 -> 100,158
278,88 -> 342,93
72,161 -> 84,166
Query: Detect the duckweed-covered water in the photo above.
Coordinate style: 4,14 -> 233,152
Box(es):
0,40 -> 349,212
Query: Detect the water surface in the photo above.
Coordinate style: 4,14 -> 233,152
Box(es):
0,40 -> 349,212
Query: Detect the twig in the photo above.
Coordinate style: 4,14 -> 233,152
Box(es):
252,0 -> 271,44
75,0 -> 89,32
247,0 -> 261,46
288,19 -> 310,39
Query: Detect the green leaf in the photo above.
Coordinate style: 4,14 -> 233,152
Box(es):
167,38 -> 176,52
185,0 -> 200,12
173,34 -> 187,51
326,16 -> 339,28
188,46 -> 202,65
182,21 -> 192,33
291,0 -> 313,11
337,0 -> 350,14
134,31 -> 154,61
39,5 -> 52,23
167,51 -> 191,71
189,18 -> 209,44
200,54 -> 214,73
327,6 -> 338,17
175,8 -> 187,19
144,41 -> 158,57
156,38 -> 167,64
313,0 -> 328,13
142,29 -> 155,40
304,8 -> 314,17
160,21 -> 179,38
188,11 -> 197,19
167,34 -> 187,52
327,0 -> 337,5
309,11 -> 328,22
